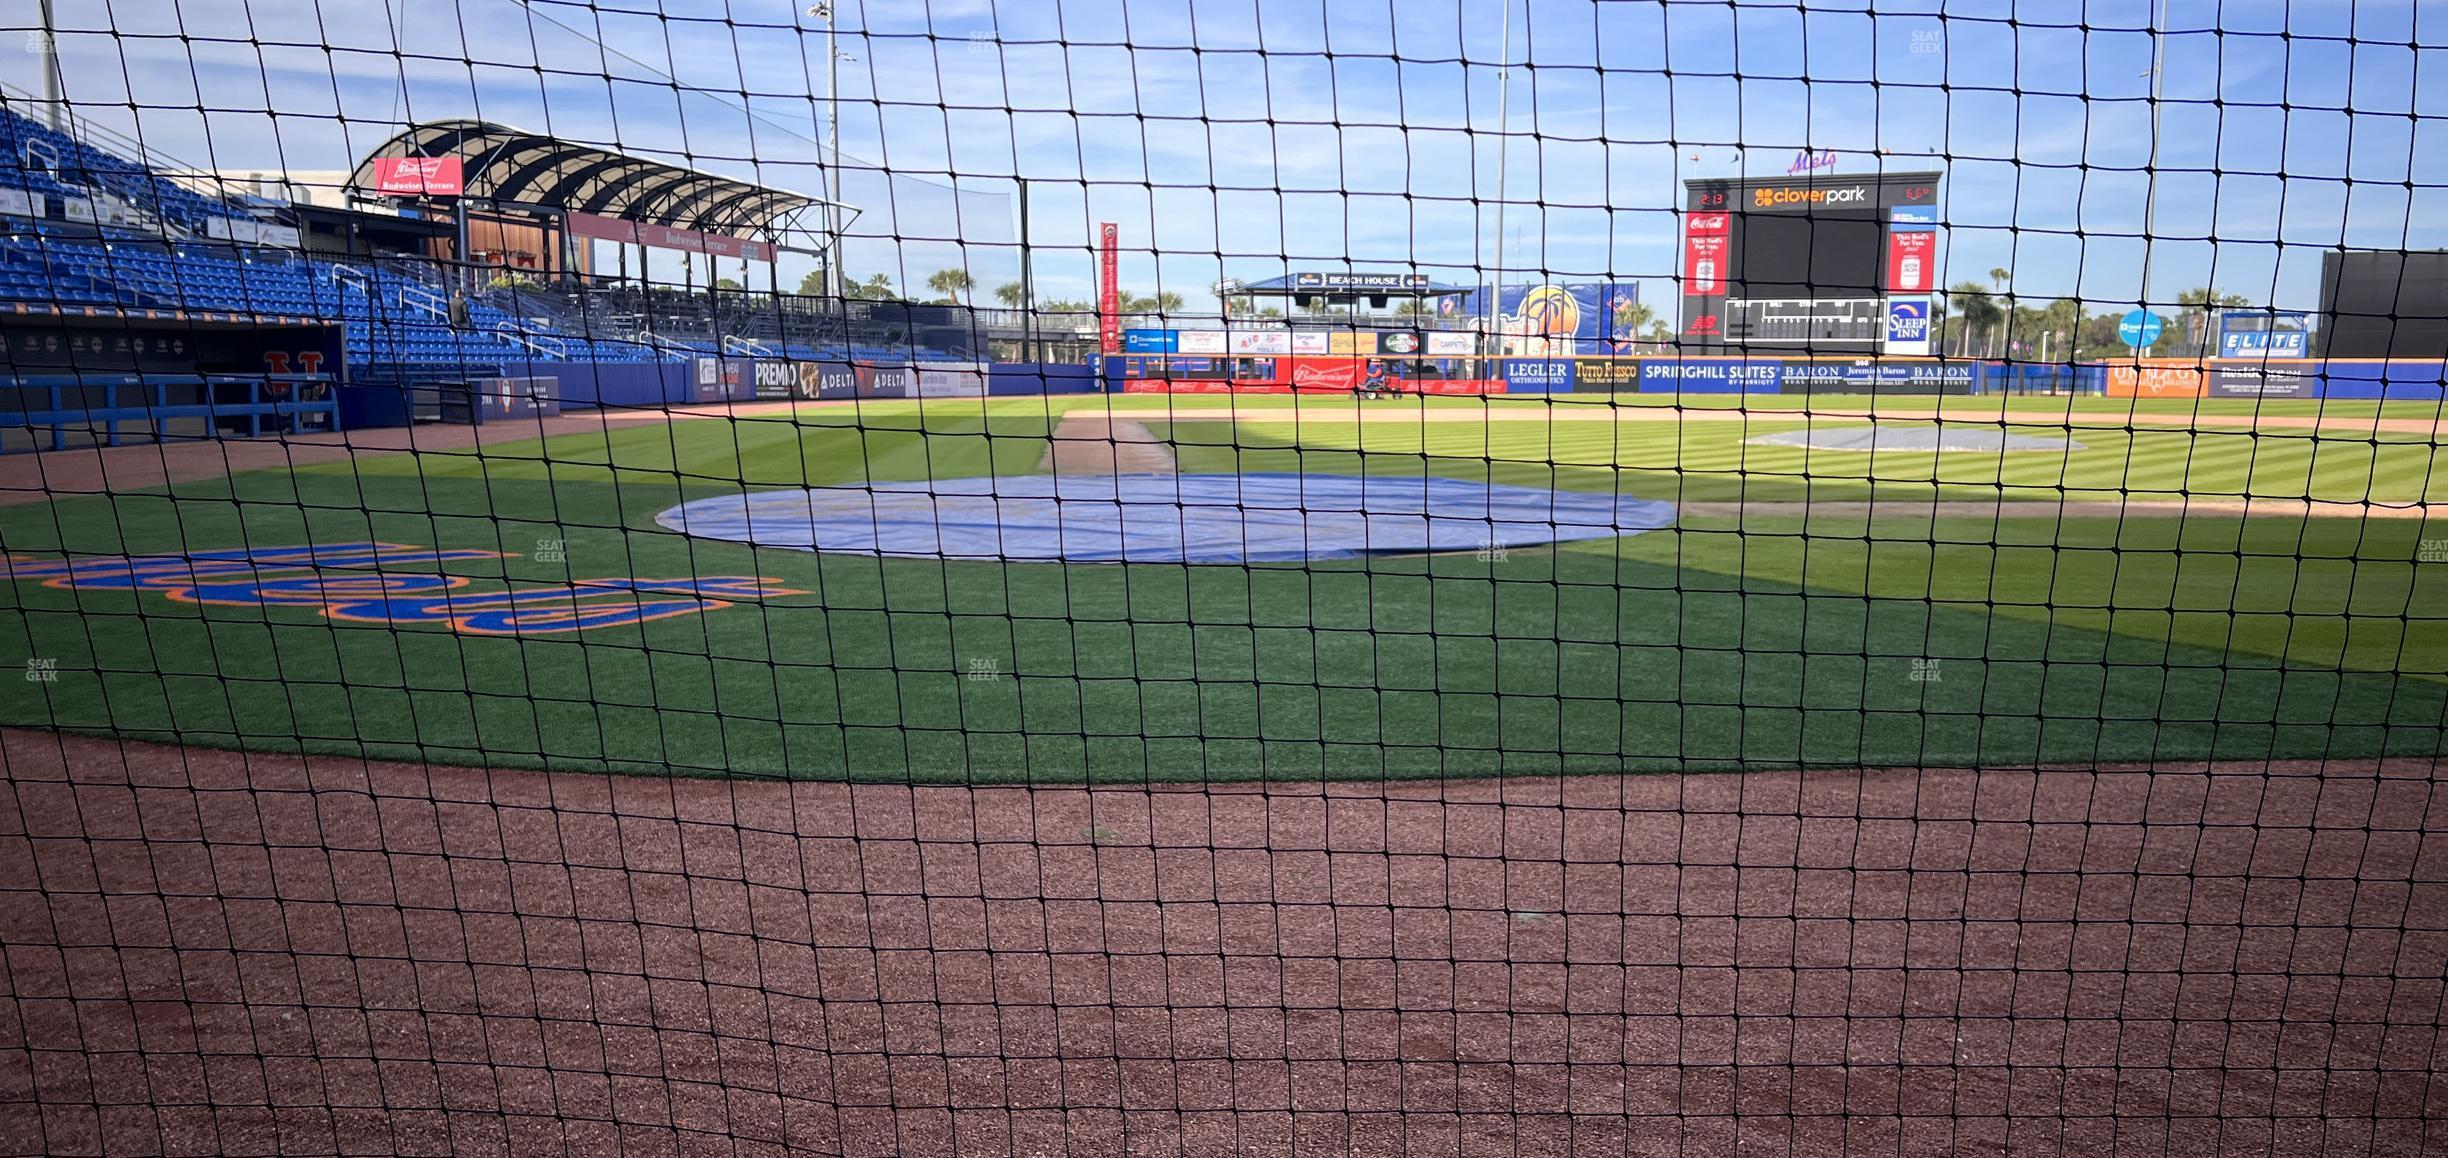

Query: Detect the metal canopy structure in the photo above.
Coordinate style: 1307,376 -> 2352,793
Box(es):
345,119 -> 823,238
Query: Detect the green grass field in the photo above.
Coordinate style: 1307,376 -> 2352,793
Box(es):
1,393 -> 2441,781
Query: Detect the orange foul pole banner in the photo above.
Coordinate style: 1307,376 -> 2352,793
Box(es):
2106,358 -> 2206,398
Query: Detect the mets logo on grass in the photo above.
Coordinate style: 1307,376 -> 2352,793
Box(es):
0,543 -> 804,636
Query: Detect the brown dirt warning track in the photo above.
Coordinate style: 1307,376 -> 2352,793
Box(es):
2,729 -> 2443,1157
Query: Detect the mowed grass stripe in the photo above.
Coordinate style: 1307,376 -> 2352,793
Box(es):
0,399 -> 2437,781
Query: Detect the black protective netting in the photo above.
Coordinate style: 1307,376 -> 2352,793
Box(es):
0,1 -> 2443,1155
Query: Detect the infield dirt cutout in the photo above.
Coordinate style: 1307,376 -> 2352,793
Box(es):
1041,413 -> 1179,475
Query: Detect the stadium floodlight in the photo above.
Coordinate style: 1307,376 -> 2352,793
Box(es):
811,3 -> 848,297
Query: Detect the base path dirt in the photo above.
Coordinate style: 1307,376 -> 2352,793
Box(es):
1039,413 -> 1179,474
0,411 -> 671,507
0,727 -> 2438,1157
1679,497 -> 2448,521
1153,403 -> 2448,437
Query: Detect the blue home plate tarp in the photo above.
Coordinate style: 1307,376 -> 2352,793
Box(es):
656,474 -> 1678,564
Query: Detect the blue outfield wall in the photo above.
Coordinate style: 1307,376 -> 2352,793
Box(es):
989,363 -> 1102,395
545,362 -> 695,409
2295,361 -> 2448,399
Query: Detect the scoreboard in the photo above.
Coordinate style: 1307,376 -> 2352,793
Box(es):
1678,171 -> 1943,354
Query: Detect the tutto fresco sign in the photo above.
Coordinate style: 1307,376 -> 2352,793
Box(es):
0,543 -> 802,635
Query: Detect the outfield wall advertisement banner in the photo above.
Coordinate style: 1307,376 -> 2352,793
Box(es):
2107,361 -> 2206,398
1499,359 -> 1575,392
800,363 -> 862,400
1637,359 -> 1784,392
1780,359 -> 1976,394
692,358 -> 752,402
754,360 -> 801,400
2209,365 -> 2314,398
1573,358 -> 1643,391
915,362 -> 990,397
863,365 -> 914,399
476,377 -> 560,420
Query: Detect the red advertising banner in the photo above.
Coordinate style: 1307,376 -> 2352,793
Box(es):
369,157 -> 464,197
566,212 -> 775,263
1098,222 -> 1121,355
1886,230 -> 1936,294
1683,210 -> 1730,297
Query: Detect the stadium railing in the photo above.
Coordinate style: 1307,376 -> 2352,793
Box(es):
1,372 -> 339,451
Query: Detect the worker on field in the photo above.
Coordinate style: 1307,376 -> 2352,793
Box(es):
1357,358 -> 1391,401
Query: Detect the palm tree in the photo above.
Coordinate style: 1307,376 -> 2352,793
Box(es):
925,267 -> 975,306
2032,296 -> 2083,360
1984,269 -> 2013,354
1946,282 -> 2004,357
2175,286 -> 2251,356
994,281 -> 1026,308
844,273 -> 898,301
1614,298 -> 1658,340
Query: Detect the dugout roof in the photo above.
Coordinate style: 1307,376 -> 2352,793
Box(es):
346,119 -> 818,236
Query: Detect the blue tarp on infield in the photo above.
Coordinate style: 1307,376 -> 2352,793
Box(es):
655,473 -> 1678,564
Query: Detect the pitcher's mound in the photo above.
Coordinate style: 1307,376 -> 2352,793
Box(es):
1747,424 -> 2086,453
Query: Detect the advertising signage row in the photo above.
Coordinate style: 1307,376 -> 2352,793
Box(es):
1123,329 -> 1478,357
694,358 -> 988,402
1511,358 -> 1984,395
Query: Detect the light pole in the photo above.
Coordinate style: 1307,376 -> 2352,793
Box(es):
1483,0 -> 1512,361
2139,0 -> 2168,323
36,0 -> 63,129
810,4 -> 848,299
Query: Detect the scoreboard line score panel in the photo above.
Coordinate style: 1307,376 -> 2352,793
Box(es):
1725,298 -> 1887,346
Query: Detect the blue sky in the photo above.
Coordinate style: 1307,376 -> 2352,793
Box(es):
9,0 -> 2445,319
